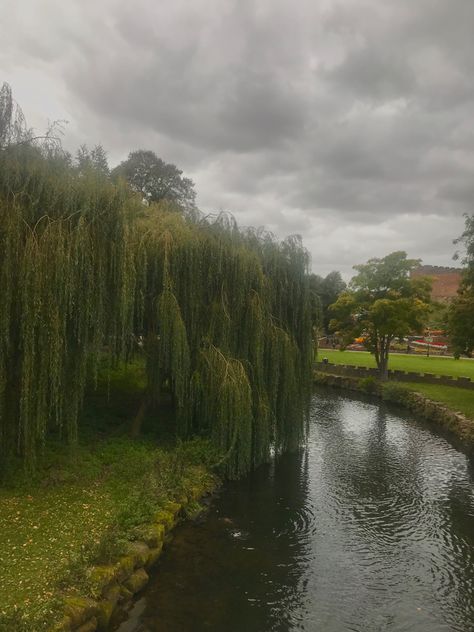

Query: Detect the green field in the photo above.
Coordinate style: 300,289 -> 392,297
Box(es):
318,350 -> 474,379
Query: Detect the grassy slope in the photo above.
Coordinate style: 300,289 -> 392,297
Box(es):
398,382 -> 474,420
0,362 -> 217,631
319,349 -> 474,379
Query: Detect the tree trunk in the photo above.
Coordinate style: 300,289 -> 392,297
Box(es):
379,357 -> 389,381
378,338 -> 390,381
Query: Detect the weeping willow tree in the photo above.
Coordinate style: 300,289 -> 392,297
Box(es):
0,145 -> 138,473
134,207 -> 313,477
0,144 -> 313,479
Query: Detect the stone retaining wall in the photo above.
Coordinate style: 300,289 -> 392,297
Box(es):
50,483 -> 215,632
314,372 -> 474,444
315,361 -> 474,390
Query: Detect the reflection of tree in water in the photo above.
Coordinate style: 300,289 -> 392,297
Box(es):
137,445 -> 311,632
317,392 -> 474,631
121,391 -> 474,632
318,395 -> 426,543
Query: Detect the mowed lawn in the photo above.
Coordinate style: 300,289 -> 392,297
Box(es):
319,350 -> 474,379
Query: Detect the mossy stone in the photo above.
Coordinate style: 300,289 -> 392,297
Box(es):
63,596 -> 98,628
75,617 -> 98,632
118,585 -> 133,604
141,523 -> 165,548
87,565 -> 117,597
124,568 -> 149,594
116,555 -> 135,581
127,541 -> 150,568
154,509 -> 175,531
163,500 -> 182,517
146,543 -> 163,569
96,584 -> 120,631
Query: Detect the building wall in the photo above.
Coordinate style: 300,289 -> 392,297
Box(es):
411,265 -> 462,301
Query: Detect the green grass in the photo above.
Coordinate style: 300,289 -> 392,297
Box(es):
398,383 -> 474,420
0,362 -> 218,631
319,349 -> 474,379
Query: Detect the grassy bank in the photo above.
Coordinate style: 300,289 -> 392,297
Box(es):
0,364 -> 218,632
318,350 -> 474,379
317,350 -> 474,422
397,383 -> 474,420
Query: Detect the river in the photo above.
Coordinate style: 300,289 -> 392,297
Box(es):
118,387 -> 474,632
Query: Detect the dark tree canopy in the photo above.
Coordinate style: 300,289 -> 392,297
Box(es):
330,251 -> 431,378
111,149 -> 196,211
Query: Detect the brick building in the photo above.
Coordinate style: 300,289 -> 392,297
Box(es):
411,265 -> 462,302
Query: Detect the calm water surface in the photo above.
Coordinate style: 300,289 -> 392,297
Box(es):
119,388 -> 474,632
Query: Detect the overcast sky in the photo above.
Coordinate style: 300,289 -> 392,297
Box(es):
1,0 -> 472,278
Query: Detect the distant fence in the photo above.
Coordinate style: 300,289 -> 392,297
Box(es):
314,361 -> 474,390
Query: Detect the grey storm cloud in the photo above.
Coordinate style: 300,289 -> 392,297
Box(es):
1,0 -> 473,277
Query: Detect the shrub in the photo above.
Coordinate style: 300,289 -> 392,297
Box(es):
358,376 -> 379,394
382,382 -> 410,404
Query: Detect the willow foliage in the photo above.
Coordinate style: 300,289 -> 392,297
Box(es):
0,147 -> 137,472
137,208 -> 312,477
0,148 -> 312,479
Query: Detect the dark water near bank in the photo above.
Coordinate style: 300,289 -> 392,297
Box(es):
119,389 -> 474,632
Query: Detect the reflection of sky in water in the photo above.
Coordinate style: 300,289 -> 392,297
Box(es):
119,388 -> 474,632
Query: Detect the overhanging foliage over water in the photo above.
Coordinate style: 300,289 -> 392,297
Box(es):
0,146 -> 312,478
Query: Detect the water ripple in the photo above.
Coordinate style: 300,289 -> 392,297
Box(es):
118,389 -> 474,632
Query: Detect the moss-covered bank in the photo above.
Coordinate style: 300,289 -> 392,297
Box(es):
50,489 -> 216,632
314,371 -> 474,445
0,437 -> 217,632
0,364 -> 218,632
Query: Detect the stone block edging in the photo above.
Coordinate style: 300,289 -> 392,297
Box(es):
49,482 -> 217,632
314,371 -> 474,444
314,362 -> 474,390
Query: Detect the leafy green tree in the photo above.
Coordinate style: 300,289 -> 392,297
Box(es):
449,214 -> 474,357
448,293 -> 474,358
329,251 -> 431,379
111,149 -> 196,211
309,270 -> 346,333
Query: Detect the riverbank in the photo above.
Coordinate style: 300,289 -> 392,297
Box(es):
314,372 -> 474,445
314,350 -> 474,436
0,365 -> 218,632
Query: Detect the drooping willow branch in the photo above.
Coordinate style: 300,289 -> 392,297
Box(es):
0,147 -> 313,479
